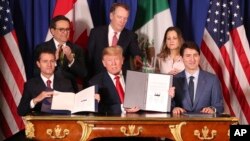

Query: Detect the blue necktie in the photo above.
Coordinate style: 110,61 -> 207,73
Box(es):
188,76 -> 194,105
41,80 -> 53,113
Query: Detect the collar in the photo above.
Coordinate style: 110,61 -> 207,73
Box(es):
40,74 -> 54,84
108,71 -> 123,80
53,38 -> 66,49
185,69 -> 199,79
109,25 -> 121,36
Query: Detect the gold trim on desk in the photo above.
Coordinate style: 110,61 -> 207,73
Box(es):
24,114 -> 239,122
23,113 -> 239,141
25,121 -> 35,139
77,121 -> 94,141
169,122 -> 186,141
120,125 -> 143,136
194,126 -> 217,140
46,125 -> 69,139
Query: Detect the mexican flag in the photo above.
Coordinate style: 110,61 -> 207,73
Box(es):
133,0 -> 173,56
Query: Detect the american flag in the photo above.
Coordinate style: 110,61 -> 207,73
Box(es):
200,0 -> 250,124
0,0 -> 26,139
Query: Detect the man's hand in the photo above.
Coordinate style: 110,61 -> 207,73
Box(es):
201,107 -> 215,114
169,87 -> 175,98
172,107 -> 186,115
33,91 -> 53,105
94,94 -> 100,103
133,55 -> 143,70
125,106 -> 140,113
62,46 -> 74,63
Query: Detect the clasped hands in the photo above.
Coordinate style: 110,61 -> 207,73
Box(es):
55,45 -> 74,63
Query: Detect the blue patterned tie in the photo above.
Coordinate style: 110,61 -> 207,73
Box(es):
41,80 -> 53,113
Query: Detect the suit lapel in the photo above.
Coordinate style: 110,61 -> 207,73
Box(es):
34,76 -> 47,96
53,75 -> 59,90
178,71 -> 193,110
49,39 -> 57,51
117,29 -> 128,51
118,30 -> 126,45
103,72 -> 120,103
193,70 -> 206,108
104,26 -> 109,47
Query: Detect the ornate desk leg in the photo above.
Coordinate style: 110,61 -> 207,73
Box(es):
169,122 -> 186,141
77,121 -> 94,141
120,125 -> 143,136
25,121 -> 35,139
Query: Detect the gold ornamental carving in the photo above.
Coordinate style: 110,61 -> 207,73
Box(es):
169,122 -> 186,141
194,126 -> 217,140
46,125 -> 69,139
77,121 -> 94,141
120,125 -> 143,136
25,121 -> 35,139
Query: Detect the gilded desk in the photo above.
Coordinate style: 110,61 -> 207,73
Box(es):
24,113 -> 238,141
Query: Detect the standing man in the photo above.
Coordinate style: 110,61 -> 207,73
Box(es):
18,47 -> 75,116
89,46 -> 139,115
87,3 -> 143,77
172,42 -> 224,114
34,15 -> 87,92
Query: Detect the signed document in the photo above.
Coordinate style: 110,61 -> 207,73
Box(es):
51,86 -> 97,113
124,71 -> 172,112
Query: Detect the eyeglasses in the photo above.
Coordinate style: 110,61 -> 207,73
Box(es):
55,28 -> 70,33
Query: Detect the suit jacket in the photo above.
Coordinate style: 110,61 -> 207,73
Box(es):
87,25 -> 142,77
34,39 -> 88,92
172,70 -> 224,113
17,74 -> 74,116
89,71 -> 124,115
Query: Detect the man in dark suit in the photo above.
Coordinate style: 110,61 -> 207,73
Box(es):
87,3 -> 143,78
18,47 -> 74,116
34,15 -> 87,92
172,42 -> 224,114
89,46 -> 139,115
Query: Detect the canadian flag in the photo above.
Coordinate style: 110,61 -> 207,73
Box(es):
45,0 -> 93,49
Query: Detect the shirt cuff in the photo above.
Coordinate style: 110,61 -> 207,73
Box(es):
30,99 -> 36,108
68,58 -> 75,67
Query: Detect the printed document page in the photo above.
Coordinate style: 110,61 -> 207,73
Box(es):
71,86 -> 95,113
51,86 -> 95,113
145,74 -> 172,112
51,91 -> 75,111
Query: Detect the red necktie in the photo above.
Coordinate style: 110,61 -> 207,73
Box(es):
46,79 -> 52,91
47,80 -> 51,88
112,32 -> 118,46
115,75 -> 124,103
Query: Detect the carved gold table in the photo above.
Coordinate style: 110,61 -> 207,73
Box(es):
24,113 -> 238,141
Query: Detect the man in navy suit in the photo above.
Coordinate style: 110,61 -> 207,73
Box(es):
87,3 -> 143,78
172,41 -> 224,114
34,15 -> 88,92
89,46 -> 139,115
18,47 -> 75,116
